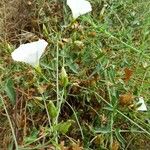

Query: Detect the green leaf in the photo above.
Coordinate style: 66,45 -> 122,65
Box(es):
43,24 -> 49,36
94,127 -> 111,134
5,79 -> 16,105
55,120 -> 74,134
115,129 -> 126,148
47,101 -> 57,119
67,59 -> 78,74
24,128 -> 38,144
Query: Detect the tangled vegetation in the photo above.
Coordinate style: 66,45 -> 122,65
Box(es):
0,0 -> 150,149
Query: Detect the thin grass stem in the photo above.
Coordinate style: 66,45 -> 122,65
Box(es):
0,96 -> 19,150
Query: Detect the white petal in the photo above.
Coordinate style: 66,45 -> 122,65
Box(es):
137,97 -> 147,111
11,39 -> 48,67
67,0 -> 92,19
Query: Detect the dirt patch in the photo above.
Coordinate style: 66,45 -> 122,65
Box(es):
0,0 -> 63,43
0,0 -> 36,43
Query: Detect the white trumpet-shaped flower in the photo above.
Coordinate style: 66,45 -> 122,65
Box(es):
11,39 -> 48,67
67,0 -> 92,19
137,97 -> 147,111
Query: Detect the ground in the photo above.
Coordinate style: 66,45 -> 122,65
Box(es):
0,0 -> 150,149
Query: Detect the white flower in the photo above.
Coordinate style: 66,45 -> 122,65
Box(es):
67,0 -> 92,19
11,39 -> 48,67
137,97 -> 147,111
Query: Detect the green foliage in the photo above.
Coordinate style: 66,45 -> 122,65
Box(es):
4,79 -> 16,105
54,120 -> 74,134
24,128 -> 39,144
0,0 -> 150,149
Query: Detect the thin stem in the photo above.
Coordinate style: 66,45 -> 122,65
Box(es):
1,96 -> 19,150
65,100 -> 84,139
40,72 -> 52,82
104,70 -> 113,149
36,76 -> 52,128
42,95 -> 52,128
55,89 -> 65,123
104,30 -> 141,54
35,67 -> 52,82
93,91 -> 150,137
139,69 -> 148,95
104,29 -> 150,59
94,129 -> 148,134
86,18 -> 150,59
56,42 -> 59,109
55,40 -> 59,144
116,110 -> 150,136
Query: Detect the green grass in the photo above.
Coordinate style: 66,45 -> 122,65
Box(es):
0,0 -> 150,149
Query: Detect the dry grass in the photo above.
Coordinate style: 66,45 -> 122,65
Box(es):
0,0 -> 150,149
0,0 -> 33,42
0,0 -> 63,43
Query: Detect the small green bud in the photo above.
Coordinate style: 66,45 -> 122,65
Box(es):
47,101 -> 57,119
35,65 -> 42,74
60,66 -> 69,87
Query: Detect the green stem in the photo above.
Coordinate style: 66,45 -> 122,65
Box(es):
104,70 -> 113,149
35,67 -> 52,83
42,95 -> 52,128
1,96 -> 19,150
65,100 -> 84,139
55,40 -> 59,144
35,74 -> 52,130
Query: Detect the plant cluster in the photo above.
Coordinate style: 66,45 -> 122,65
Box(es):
0,0 -> 150,149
